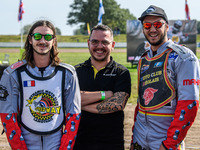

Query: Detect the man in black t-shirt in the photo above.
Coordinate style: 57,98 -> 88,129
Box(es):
74,24 -> 131,150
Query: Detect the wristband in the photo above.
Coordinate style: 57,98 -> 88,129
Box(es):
100,91 -> 105,101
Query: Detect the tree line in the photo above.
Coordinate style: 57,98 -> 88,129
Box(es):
21,0 -> 200,36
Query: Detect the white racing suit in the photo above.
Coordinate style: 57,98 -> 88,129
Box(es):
131,40 -> 199,150
0,60 -> 81,150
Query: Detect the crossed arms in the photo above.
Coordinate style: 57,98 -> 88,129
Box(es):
80,91 -> 130,114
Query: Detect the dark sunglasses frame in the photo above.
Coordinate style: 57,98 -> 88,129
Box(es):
31,33 -> 54,41
143,21 -> 165,30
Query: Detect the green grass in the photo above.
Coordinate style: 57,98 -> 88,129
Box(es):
0,34 -> 127,43
0,34 -> 199,43
0,50 -> 138,104
0,48 -> 199,105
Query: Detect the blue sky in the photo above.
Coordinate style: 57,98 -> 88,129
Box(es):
0,0 -> 199,35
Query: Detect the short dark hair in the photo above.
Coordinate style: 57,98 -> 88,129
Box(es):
89,24 -> 113,40
22,20 -> 60,67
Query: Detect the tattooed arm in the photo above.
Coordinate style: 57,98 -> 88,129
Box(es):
81,91 -> 130,114
81,91 -> 113,107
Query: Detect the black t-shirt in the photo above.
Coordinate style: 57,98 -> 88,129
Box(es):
74,57 -> 131,146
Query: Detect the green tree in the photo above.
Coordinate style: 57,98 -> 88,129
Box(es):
22,24 -> 32,35
67,0 -> 136,34
55,27 -> 62,35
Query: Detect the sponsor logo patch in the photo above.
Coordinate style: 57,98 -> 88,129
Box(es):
169,53 -> 178,59
183,79 -> 200,86
153,62 -> 163,68
141,64 -> 149,73
0,85 -> 9,101
26,90 -> 60,123
143,87 -> 158,105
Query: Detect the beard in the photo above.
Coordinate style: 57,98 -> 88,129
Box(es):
145,30 -> 167,46
33,45 -> 51,56
92,56 -> 106,62
89,47 -> 109,62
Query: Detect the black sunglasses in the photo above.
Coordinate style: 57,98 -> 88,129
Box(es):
31,33 -> 54,41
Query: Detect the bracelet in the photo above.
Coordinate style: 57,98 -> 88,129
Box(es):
100,91 -> 105,101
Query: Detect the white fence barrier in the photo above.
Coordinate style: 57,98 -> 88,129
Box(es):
0,42 -> 126,48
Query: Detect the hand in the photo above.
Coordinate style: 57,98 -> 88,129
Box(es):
130,144 -> 133,150
159,143 -> 166,150
105,91 -> 113,99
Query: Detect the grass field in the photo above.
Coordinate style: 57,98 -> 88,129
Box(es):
0,49 -> 138,104
0,48 -> 199,105
0,34 -> 127,43
0,34 -> 199,43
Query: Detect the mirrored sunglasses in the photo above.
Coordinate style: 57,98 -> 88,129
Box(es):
31,33 -> 54,41
143,21 -> 164,30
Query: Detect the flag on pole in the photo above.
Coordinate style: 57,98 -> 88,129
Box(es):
87,23 -> 91,35
18,0 -> 24,21
185,0 -> 190,20
98,0 -> 105,25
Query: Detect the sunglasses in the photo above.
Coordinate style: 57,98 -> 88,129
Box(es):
31,33 -> 54,41
143,21 -> 165,30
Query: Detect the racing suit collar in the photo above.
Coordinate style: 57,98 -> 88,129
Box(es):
150,40 -> 171,56
26,65 -> 55,77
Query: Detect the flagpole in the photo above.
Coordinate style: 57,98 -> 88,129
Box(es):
20,20 -> 23,49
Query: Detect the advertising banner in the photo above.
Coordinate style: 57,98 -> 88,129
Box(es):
126,20 -> 197,65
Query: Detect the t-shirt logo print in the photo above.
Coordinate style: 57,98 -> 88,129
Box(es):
143,87 -> 158,105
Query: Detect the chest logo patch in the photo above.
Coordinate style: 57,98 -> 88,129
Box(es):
26,90 -> 61,123
143,87 -> 158,105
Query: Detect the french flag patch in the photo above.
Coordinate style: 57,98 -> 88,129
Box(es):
23,80 -> 35,87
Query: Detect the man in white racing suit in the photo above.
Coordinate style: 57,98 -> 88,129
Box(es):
0,20 -> 81,150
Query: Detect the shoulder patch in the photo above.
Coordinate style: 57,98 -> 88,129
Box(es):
59,63 -> 75,74
167,42 -> 190,59
6,60 -> 27,74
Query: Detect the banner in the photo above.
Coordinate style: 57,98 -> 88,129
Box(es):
126,20 -> 197,64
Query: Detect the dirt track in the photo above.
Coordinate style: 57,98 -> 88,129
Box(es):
124,104 -> 200,150
0,104 -> 200,150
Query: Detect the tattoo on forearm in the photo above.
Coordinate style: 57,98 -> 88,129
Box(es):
96,92 -> 129,114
